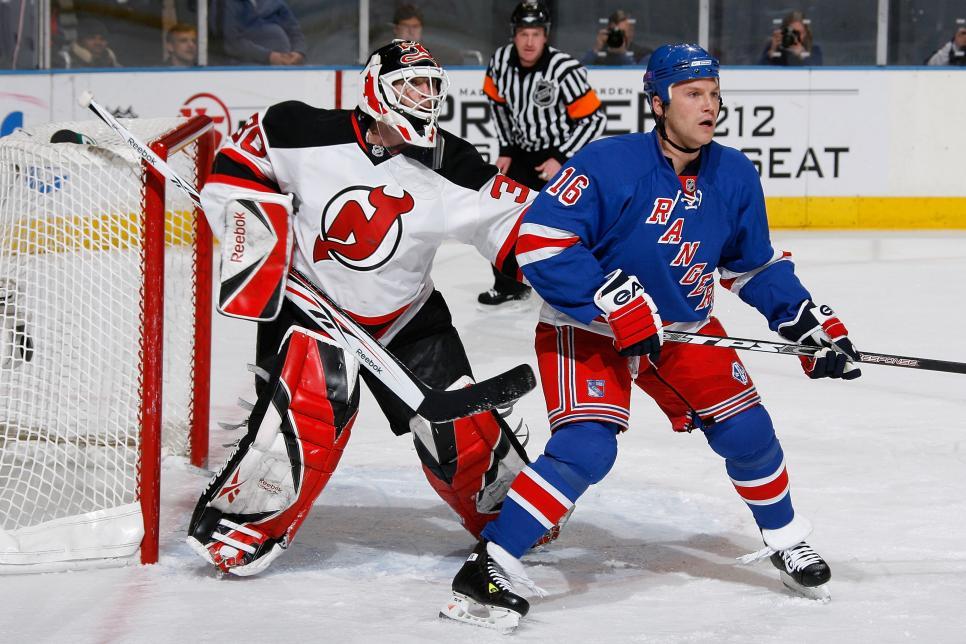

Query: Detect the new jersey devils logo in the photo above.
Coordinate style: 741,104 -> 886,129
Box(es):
399,41 -> 435,64
313,185 -> 415,270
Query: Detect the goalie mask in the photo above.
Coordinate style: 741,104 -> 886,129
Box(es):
358,40 -> 449,150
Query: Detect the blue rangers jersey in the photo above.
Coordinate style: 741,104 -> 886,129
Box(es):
515,130 -> 811,333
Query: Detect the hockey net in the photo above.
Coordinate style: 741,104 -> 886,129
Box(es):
0,116 -> 214,568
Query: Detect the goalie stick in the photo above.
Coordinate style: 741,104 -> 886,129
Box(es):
665,331 -> 966,375
287,268 -> 536,421
79,91 -> 537,421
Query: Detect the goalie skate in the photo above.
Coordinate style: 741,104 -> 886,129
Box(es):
186,512 -> 287,576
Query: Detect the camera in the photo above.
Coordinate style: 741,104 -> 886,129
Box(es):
606,27 -> 625,49
781,26 -> 799,48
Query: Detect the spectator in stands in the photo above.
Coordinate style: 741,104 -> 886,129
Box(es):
215,0 -> 306,66
392,3 -> 424,42
926,22 -> 966,66
759,10 -> 823,66
72,0 -> 162,68
165,23 -> 198,66
57,19 -> 122,68
581,9 -> 651,65
385,3 -> 464,65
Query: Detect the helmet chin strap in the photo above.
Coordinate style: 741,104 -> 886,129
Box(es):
656,117 -> 701,154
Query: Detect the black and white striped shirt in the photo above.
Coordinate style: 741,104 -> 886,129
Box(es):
484,44 -> 606,160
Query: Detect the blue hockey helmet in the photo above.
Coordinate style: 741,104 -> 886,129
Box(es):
643,43 -> 720,105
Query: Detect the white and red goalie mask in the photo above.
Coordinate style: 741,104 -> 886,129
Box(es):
358,39 -> 449,148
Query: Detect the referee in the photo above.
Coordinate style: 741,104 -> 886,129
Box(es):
478,0 -> 607,306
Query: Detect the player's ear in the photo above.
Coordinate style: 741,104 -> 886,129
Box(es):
651,95 -> 665,119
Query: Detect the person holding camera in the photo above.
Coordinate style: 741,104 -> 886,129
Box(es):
582,9 -> 651,66
926,21 -> 966,66
759,10 -> 823,66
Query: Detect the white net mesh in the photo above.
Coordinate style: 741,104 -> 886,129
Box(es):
0,118 -> 203,549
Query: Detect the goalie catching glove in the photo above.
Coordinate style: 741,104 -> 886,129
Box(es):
778,300 -> 861,380
594,269 -> 663,363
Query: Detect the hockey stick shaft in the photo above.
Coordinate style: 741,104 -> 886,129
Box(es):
664,331 -> 966,375
287,269 -> 535,421
80,91 -> 536,420
79,91 -> 203,207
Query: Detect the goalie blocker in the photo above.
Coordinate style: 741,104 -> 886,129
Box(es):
189,291 -> 531,575
216,192 -> 294,322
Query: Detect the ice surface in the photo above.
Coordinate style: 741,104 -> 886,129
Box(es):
2,231 -> 965,643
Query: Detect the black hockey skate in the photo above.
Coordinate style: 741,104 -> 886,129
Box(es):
770,541 -> 831,602
477,287 -> 531,306
440,541 -> 529,632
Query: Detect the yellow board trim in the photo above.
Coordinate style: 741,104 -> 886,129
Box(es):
3,210 -> 196,254
766,197 -> 966,229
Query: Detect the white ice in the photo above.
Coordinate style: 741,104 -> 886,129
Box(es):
2,231 -> 965,643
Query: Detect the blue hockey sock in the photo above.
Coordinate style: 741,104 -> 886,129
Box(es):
703,405 -> 795,530
482,422 -> 618,558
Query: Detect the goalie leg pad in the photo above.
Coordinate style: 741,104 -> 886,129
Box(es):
187,328 -> 359,575
413,377 -> 529,538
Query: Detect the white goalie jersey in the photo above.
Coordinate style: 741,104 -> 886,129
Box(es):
201,101 -> 534,338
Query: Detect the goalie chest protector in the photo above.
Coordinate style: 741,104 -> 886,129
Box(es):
201,103 -> 531,336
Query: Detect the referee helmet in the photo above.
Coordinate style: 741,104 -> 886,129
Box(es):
510,1 -> 551,35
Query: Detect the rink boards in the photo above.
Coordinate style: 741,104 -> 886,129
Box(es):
1,66 -> 963,228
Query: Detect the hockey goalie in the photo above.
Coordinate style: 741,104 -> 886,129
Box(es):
186,40 -> 545,575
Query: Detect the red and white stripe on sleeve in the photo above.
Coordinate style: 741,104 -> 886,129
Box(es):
719,250 -> 793,295
515,222 -> 581,268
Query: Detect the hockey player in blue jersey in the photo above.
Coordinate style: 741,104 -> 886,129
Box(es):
441,43 -> 861,630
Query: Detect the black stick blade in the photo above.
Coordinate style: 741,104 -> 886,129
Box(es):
415,364 -> 537,422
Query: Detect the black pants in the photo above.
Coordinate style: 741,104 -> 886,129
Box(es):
488,149 -> 552,295
256,290 -> 473,436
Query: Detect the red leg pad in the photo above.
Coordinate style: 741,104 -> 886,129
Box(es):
423,411 -> 523,539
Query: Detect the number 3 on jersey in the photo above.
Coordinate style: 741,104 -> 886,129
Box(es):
546,167 -> 589,206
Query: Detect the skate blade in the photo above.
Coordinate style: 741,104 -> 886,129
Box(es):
439,593 -> 521,633
778,570 -> 831,603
